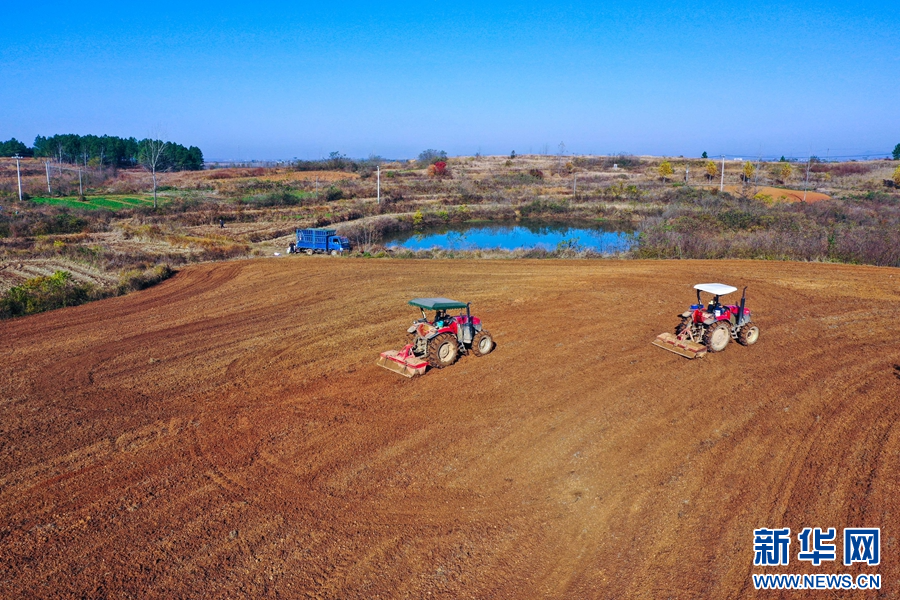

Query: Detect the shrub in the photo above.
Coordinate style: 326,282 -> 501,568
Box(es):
705,160 -> 718,181
608,154 -> 641,169
810,162 -> 873,176
241,191 -> 303,207
0,271 -> 96,319
294,152 -> 357,172
117,264 -> 175,294
776,163 -> 793,182
753,193 -> 775,206
742,161 -> 756,181
427,161 -> 450,178
28,213 -> 91,236
893,165 -> 900,186
528,168 -> 545,180
519,199 -> 568,216
418,149 -> 448,167
325,186 -> 344,201
658,161 -> 674,181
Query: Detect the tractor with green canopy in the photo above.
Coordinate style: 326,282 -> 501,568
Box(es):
376,297 -> 494,377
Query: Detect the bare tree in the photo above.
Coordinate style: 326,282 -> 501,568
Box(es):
139,133 -> 168,208
55,141 -> 65,175
357,220 -> 378,253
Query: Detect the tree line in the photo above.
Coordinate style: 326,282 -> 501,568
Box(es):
0,134 -> 203,171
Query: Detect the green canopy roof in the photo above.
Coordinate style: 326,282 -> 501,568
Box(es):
408,297 -> 468,310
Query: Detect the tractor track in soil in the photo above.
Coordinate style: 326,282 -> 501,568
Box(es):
1,258 -> 899,598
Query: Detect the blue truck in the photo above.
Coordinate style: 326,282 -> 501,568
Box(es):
291,228 -> 351,255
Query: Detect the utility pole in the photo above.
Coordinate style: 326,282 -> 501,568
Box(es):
315,176 -> 319,199
803,156 -> 812,202
78,169 -> 84,197
45,160 -> 51,194
377,165 -> 381,204
14,155 -> 23,202
720,155 -> 726,192
573,174 -> 577,197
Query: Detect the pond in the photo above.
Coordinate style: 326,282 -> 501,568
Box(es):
382,221 -> 635,254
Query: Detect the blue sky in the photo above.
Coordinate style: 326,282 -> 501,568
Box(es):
2,1 -> 898,160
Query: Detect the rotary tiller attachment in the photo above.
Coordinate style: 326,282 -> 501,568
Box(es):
376,344 -> 428,377
651,332 -> 708,359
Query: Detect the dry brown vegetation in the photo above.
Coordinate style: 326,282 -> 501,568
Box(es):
1,155 -> 899,302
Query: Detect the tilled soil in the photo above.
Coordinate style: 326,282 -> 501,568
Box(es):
2,258 -> 898,599
720,185 -> 831,203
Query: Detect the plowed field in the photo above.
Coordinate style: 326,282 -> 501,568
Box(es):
2,258 -> 898,598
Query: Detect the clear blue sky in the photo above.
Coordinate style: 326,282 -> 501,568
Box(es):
2,1 -> 898,160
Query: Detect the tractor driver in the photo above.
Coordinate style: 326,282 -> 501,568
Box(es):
433,309 -> 448,326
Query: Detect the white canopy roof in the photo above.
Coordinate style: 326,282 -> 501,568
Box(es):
693,283 -> 738,295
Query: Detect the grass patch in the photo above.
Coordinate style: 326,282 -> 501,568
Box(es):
29,196 -> 157,211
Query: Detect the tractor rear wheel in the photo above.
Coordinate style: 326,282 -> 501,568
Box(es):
427,334 -> 459,368
704,321 -> 731,352
472,330 -> 494,357
738,324 -> 760,346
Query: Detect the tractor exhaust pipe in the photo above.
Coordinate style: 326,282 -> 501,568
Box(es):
738,287 -> 747,326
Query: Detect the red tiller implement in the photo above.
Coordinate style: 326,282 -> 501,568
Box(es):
377,344 -> 428,378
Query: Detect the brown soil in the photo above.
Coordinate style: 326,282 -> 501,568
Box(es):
2,258 -> 898,598
721,185 -> 831,203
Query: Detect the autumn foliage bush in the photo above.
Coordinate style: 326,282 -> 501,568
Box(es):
428,161 -> 450,178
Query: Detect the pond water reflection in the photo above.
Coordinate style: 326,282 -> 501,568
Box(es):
383,221 -> 635,253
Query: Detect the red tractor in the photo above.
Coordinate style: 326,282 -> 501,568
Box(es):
653,283 -> 759,359
377,298 -> 494,377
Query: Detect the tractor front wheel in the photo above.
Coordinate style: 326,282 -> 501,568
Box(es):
738,324 -> 760,346
704,321 -> 731,352
472,330 -> 494,357
427,334 -> 459,368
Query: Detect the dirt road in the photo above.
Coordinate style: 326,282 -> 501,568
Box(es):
2,258 -> 898,598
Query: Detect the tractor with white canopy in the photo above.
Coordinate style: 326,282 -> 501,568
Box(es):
652,283 -> 759,359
